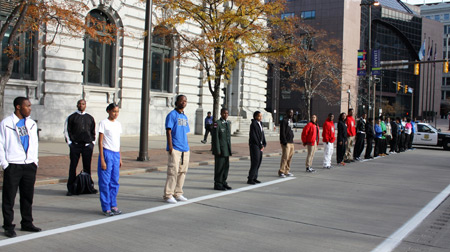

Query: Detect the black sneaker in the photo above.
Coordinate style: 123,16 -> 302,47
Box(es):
306,167 -> 316,173
4,229 -> 16,238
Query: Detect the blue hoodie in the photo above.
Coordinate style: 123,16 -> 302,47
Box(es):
374,124 -> 383,139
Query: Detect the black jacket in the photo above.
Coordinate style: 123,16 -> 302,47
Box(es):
365,122 -> 374,139
337,120 -> 347,143
391,122 -> 398,138
66,112 -> 96,144
356,118 -> 366,133
249,119 -> 266,149
279,117 -> 294,145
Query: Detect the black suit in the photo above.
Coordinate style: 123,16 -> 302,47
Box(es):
248,120 -> 266,181
336,120 -> 347,164
364,123 -> 374,159
354,118 -> 366,159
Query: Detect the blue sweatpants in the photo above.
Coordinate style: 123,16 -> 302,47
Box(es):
98,148 -> 120,212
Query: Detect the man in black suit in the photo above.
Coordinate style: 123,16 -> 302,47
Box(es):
247,111 -> 266,185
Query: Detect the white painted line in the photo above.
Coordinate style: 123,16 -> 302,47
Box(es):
0,177 -> 295,247
371,183 -> 450,252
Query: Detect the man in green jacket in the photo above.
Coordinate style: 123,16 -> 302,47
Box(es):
212,108 -> 232,190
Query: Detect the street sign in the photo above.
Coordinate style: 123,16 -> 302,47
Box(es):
372,49 -> 381,75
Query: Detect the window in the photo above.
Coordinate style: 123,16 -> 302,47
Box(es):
150,26 -> 172,93
84,10 -> 116,87
301,10 -> 315,20
435,15 -> 440,21
445,14 -> 450,20
0,18 -> 37,80
443,91 -> 446,100
281,12 -> 295,19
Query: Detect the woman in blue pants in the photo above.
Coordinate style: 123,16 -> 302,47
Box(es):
98,103 -> 122,216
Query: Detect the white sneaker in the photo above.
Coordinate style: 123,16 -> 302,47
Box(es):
165,197 -> 177,204
175,195 -> 188,201
286,172 -> 294,177
279,173 -> 286,178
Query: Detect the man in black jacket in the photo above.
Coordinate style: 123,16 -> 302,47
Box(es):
353,112 -> 367,161
278,109 -> 295,178
389,117 -> 398,153
247,111 -> 266,184
64,99 -> 97,196
364,118 -> 375,159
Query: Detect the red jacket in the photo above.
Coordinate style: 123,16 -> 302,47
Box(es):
346,116 -> 356,137
322,119 -> 336,143
302,122 -> 320,146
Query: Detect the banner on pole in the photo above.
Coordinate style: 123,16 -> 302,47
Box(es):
371,49 -> 381,76
357,50 -> 367,76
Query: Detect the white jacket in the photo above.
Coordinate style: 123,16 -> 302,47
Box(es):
0,113 -> 39,170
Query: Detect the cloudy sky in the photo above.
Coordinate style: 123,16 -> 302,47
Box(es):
401,0 -> 450,4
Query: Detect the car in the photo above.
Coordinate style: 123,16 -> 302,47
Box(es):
413,122 -> 450,150
293,120 -> 308,128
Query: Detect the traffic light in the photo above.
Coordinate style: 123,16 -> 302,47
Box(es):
397,82 -> 401,91
444,61 -> 449,74
414,63 -> 420,75
404,84 -> 408,94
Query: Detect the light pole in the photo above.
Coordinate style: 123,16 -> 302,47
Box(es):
137,0 -> 153,161
347,86 -> 351,111
361,0 -> 379,119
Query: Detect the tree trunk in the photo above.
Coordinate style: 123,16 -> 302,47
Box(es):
212,77 -> 221,121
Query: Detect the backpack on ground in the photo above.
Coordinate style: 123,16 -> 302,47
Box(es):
73,171 -> 97,195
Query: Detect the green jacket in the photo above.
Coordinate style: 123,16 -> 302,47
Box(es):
212,118 -> 232,157
380,121 -> 386,139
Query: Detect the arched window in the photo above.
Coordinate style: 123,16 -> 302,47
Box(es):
151,26 -> 172,93
84,9 -> 116,87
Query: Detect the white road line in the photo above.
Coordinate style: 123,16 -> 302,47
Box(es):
0,177 -> 295,247
371,183 -> 450,252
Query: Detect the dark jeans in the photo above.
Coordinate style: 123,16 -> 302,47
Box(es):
390,136 -> 398,152
374,138 -> 381,157
408,133 -> 414,149
336,141 -> 346,163
67,143 -> 94,193
2,163 -> 37,230
203,126 -> 211,141
248,145 -> 263,181
405,134 -> 411,150
365,138 -> 373,159
353,133 -> 365,159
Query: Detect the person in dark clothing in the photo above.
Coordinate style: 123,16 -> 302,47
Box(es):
212,108 -> 232,190
364,118 -> 374,159
278,109 -> 295,177
64,99 -> 97,196
247,111 -> 266,185
201,112 -> 213,144
353,112 -> 367,161
390,117 -> 398,153
398,118 -> 405,152
336,113 -> 347,166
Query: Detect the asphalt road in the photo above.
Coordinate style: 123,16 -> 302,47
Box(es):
0,147 -> 449,252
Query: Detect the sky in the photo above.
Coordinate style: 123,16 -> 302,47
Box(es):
401,0 -> 450,4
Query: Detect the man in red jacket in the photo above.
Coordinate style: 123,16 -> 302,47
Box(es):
322,113 -> 335,169
301,115 -> 319,173
344,108 -> 356,162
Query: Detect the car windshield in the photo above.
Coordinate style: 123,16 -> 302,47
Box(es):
427,124 -> 438,132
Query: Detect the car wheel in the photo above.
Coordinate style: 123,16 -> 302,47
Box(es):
443,139 -> 450,150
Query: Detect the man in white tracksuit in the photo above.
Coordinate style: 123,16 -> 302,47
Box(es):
322,113 -> 336,169
0,97 -> 41,238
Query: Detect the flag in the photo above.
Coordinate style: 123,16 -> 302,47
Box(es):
418,40 -> 426,61
433,44 -> 437,67
428,44 -> 433,61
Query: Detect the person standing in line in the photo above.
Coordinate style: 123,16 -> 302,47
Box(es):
163,95 -> 190,203
364,118 -> 375,159
278,109 -> 295,178
374,118 -> 383,157
247,111 -> 266,185
336,113 -> 347,166
1,97 -> 41,238
302,115 -> 319,173
64,99 -> 97,196
401,117 -> 407,151
344,108 -> 356,163
409,118 -> 416,149
212,108 -> 232,190
379,115 -> 388,156
353,112 -> 367,161
201,111 -> 213,144
389,117 -> 398,154
322,113 -> 335,169
404,118 -> 412,150
385,117 -> 393,154
98,103 -> 122,216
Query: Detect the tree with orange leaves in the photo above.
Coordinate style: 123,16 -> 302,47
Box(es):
278,22 -> 342,121
152,0 -> 294,120
0,0 -> 116,118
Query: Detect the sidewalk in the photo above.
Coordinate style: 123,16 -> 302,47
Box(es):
1,130 -> 311,188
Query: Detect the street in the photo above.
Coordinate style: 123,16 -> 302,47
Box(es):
0,147 -> 449,251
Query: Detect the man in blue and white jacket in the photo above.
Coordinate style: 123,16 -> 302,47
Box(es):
0,97 -> 41,238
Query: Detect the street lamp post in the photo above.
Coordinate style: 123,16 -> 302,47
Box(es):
137,0 -> 153,161
361,0 -> 379,119
347,86 -> 351,111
